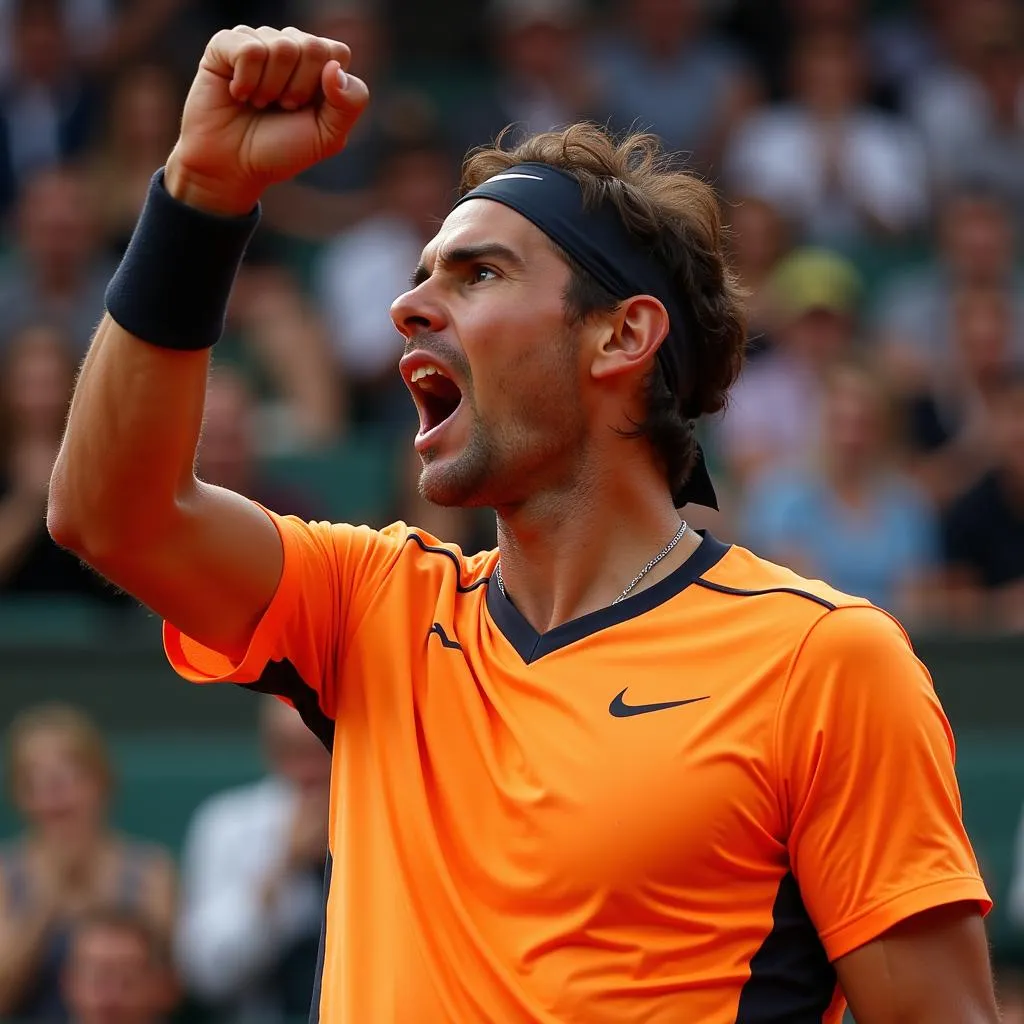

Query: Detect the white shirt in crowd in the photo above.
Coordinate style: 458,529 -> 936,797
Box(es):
314,214 -> 423,382
725,104 -> 928,245
175,776 -> 324,1024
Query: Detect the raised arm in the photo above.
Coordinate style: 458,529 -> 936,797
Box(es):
48,27 -> 369,659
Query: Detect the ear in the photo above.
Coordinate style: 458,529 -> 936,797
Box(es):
588,295 -> 670,382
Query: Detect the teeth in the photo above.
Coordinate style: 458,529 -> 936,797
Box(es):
410,364 -> 448,384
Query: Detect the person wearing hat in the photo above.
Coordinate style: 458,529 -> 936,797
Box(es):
717,247 -> 863,489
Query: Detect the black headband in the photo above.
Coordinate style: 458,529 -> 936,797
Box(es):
455,162 -> 718,510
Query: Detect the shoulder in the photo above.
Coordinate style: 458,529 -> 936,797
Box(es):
122,838 -> 175,873
704,541 -> 870,616
697,542 -> 916,680
392,526 -> 497,594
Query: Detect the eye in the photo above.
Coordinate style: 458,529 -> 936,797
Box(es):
468,264 -> 498,284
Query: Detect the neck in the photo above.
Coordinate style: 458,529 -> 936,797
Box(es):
494,468 -> 701,633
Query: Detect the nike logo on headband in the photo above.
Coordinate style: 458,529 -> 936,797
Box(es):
484,173 -> 545,183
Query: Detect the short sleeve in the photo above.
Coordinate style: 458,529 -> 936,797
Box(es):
163,509 -> 408,718
777,606 -> 991,962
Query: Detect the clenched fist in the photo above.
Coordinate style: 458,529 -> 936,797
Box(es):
165,26 -> 370,216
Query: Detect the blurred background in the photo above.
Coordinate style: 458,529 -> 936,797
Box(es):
0,0 -> 1023,1021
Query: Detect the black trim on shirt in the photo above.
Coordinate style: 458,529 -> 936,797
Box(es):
307,853 -> 332,1024
486,531 -> 732,664
242,660 -> 336,753
405,532 -> 490,592
694,579 -> 837,611
734,871 -> 836,1022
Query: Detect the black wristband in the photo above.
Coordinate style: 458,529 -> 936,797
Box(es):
104,168 -> 261,351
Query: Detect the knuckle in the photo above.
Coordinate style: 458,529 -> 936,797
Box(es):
239,38 -> 267,59
305,36 -> 330,61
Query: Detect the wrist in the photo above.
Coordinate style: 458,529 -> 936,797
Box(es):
165,150 -> 260,218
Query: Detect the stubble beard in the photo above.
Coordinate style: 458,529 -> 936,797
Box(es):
418,413 -> 500,509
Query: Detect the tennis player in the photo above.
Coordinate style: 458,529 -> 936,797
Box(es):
49,26 -> 998,1024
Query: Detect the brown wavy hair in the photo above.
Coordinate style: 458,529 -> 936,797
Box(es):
461,124 -> 747,499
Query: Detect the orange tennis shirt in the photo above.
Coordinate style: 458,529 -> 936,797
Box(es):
165,513 -> 991,1023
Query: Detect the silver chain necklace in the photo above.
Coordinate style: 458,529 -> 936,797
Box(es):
495,520 -> 688,606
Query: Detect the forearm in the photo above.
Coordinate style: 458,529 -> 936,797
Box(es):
49,316 -> 210,557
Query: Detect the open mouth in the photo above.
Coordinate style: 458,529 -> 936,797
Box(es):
409,364 -> 463,435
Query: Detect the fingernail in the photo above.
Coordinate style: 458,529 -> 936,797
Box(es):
337,68 -> 348,91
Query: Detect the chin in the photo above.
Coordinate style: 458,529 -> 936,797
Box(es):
418,451 -> 495,509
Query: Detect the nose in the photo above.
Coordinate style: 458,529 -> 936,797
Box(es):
390,283 -> 448,339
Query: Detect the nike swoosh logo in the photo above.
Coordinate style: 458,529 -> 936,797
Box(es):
428,623 -> 462,651
608,689 -> 710,718
484,172 -> 544,182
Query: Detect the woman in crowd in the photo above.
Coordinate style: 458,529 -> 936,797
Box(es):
741,359 -> 940,621
0,322 -> 131,602
86,63 -> 184,256
0,703 -> 176,1021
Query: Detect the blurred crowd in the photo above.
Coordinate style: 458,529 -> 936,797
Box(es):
0,0 -> 1023,630
0,699 -> 333,1023
3,4 -> 1024,1020
0,698 -> 1022,1023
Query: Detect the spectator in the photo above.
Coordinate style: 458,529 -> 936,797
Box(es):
454,0 -> 599,157
85,63 -> 184,256
725,27 -> 928,248
0,166 -> 114,357
715,247 -> 861,488
742,360 -> 939,620
314,128 -> 455,429
197,365 -> 324,521
176,698 -> 331,1022
941,365 -> 1024,632
0,0 -> 113,85
63,907 -> 178,1024
872,184 -> 1024,393
906,0 -> 1024,225
218,251 -> 343,452
724,193 -> 791,356
905,284 -> 1015,506
0,322 -> 129,604
593,0 -> 757,173
0,0 -> 96,218
261,0 -> 399,241
0,704 -> 176,1022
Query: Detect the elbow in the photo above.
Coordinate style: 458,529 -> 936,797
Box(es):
46,469 -> 87,555
46,466 -> 114,561
47,461 -> 187,564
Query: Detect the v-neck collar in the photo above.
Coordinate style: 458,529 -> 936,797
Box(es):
485,531 -> 731,664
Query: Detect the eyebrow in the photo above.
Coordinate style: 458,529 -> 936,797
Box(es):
411,242 -> 526,287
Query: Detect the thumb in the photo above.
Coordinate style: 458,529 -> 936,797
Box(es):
317,60 -> 370,150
